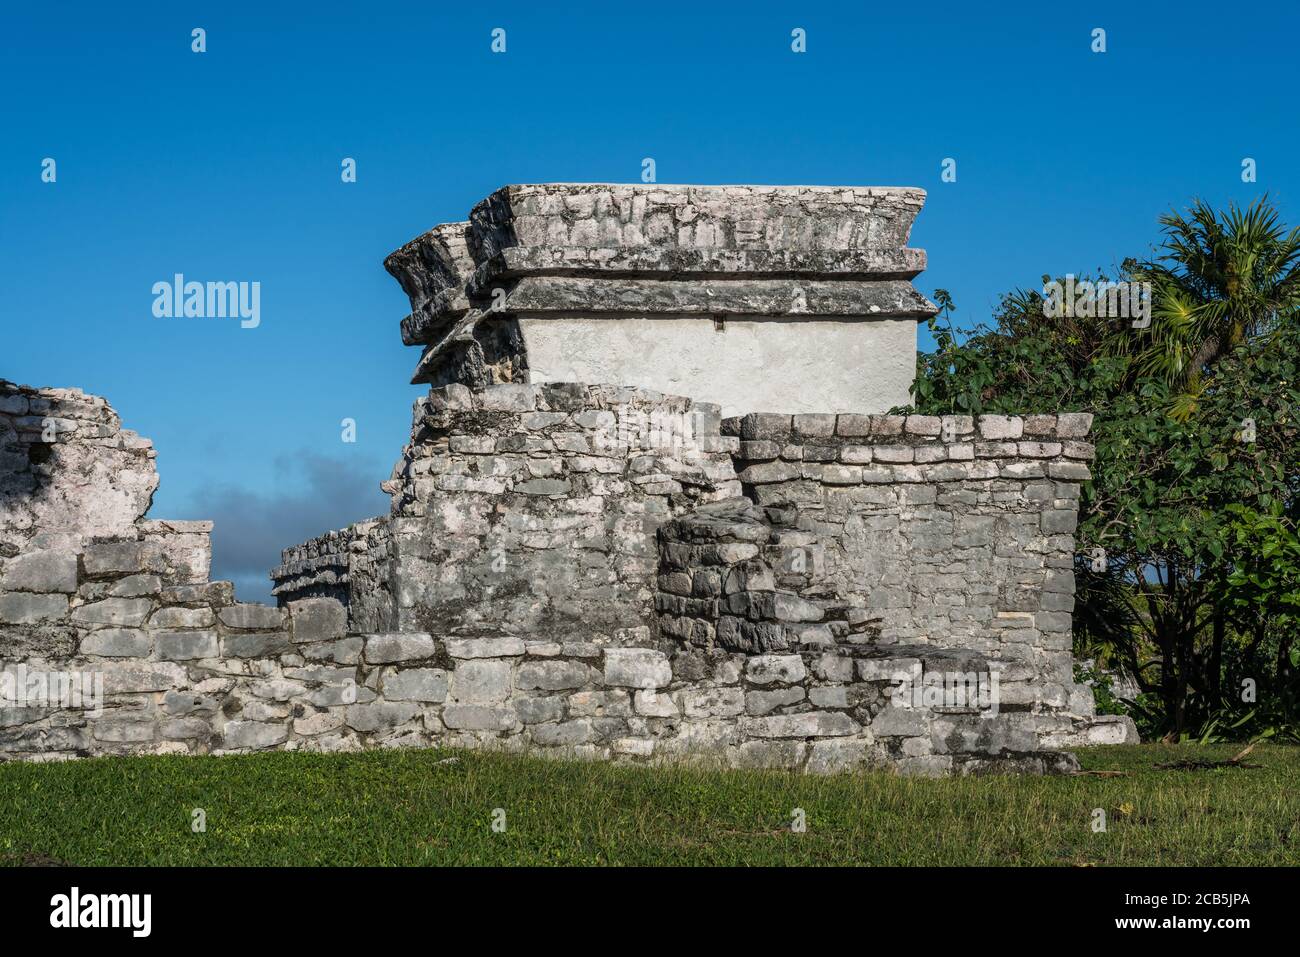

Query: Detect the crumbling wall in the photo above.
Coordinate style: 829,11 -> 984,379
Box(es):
651,411 -> 1129,754
273,382 -> 740,639
712,411 -> 1095,712
1,380 -> 160,553
1,378 -> 1132,770
0,181 -> 1138,770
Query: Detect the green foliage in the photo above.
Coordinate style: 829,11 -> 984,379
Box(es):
908,196 -> 1300,740
1123,196 -> 1300,420
1073,662 -> 1128,716
1219,503 -> 1300,629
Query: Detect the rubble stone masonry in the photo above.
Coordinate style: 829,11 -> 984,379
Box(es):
0,184 -> 1135,772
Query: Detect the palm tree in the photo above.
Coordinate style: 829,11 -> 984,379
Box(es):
1128,196 -> 1300,419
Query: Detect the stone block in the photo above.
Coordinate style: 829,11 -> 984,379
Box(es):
149,606 -> 214,628
445,636 -> 526,659
806,738 -> 875,774
604,648 -> 672,689
634,689 -> 678,717
741,712 -> 859,738
223,720 -> 289,750
677,687 -> 744,718
109,574 -> 162,598
745,687 -> 805,715
0,592 -> 69,624
870,705 -> 928,737
744,654 -> 806,685
977,415 -> 1023,440
383,668 -> 450,702
288,597 -> 347,643
364,633 -> 436,663
441,705 -> 520,732
516,660 -> 597,691
155,630 -> 218,660
0,551 -> 78,593
792,413 -> 836,437
71,597 -> 151,627
218,603 -> 287,630
80,628 -> 151,657
739,413 -> 792,440
344,702 -> 422,733
221,631 -> 295,658
448,659 -> 512,703
515,696 -> 566,724
82,542 -> 147,576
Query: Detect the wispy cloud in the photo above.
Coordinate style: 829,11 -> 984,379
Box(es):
186,451 -> 388,605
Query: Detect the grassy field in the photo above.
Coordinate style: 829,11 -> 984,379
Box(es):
1,743 -> 1297,866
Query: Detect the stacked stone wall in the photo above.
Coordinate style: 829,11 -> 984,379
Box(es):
709,411 -> 1096,713
273,382 -> 740,640
2,380 -> 1134,771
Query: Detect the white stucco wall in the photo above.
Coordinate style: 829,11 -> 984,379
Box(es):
517,315 -> 918,417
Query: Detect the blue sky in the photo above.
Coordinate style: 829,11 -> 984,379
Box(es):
3,1 -> 1296,601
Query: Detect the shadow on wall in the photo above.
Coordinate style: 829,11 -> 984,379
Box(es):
181,451 -> 387,604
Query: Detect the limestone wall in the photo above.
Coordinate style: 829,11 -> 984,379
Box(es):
273,382 -> 740,639
710,410 -> 1095,711
0,488 -> 1118,770
1,380 -> 161,553
0,539 -> 1102,772
1,376 -> 1134,771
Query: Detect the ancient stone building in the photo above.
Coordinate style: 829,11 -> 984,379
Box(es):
0,184 -> 1135,772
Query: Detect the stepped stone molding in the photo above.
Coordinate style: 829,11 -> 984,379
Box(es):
384,184 -> 939,415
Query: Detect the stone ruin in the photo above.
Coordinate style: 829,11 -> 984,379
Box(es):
0,184 -> 1135,773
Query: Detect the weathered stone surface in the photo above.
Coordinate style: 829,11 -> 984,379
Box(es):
517,660 -> 598,692
344,702 -> 421,733
92,719 -> 156,744
603,649 -> 672,689
448,660 -> 512,704
806,739 -> 875,774
109,574 -> 162,597
71,597 -> 151,628
1,551 -> 78,593
741,712 -> 859,738
382,668 -> 449,702
83,542 -> 148,576
745,687 -> 805,715
441,705 -> 520,732
0,592 -> 69,624
219,603 -> 286,630
154,630 -> 219,661
81,628 -> 151,657
0,189 -> 1121,773
870,706 -> 928,737
364,633 -> 436,663
445,636 -> 525,659
149,606 -> 214,629
745,655 -> 807,685
288,597 -> 347,643
222,720 -> 289,750
221,631 -> 295,658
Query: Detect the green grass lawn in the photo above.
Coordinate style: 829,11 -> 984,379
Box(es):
1,743 -> 1297,866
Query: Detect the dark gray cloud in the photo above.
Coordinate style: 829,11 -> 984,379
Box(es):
185,451 -> 389,605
